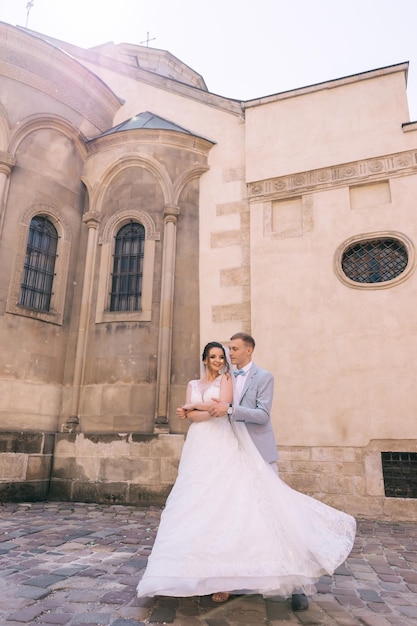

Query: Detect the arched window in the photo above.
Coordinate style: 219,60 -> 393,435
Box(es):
19,216 -> 58,311
95,210 -> 159,324
110,222 -> 145,311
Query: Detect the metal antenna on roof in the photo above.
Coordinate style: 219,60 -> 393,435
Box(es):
140,32 -> 156,47
25,1 -> 34,28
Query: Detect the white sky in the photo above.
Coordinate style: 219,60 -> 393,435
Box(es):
1,0 -> 417,118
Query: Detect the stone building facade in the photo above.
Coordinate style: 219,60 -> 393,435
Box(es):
0,21 -> 417,520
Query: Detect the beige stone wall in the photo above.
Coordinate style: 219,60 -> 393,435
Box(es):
223,66 -> 417,456
0,24 -> 212,436
278,441 -> 417,522
0,23 -> 120,435
50,432 -> 184,504
245,66 -> 410,181
0,123 -> 87,432
81,59 -> 250,343
1,25 -> 417,516
5,427 -> 416,520
248,155 -> 417,449
0,381 -> 62,431
0,433 -> 54,501
77,131 -> 209,432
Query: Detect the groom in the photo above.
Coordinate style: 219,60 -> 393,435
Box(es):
209,332 -> 309,612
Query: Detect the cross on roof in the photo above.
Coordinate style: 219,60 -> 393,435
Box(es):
140,31 -> 156,47
25,0 -> 34,28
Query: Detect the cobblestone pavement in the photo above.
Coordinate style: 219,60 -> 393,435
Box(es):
0,502 -> 416,625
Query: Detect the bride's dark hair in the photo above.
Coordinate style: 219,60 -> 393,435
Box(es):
202,341 -> 230,374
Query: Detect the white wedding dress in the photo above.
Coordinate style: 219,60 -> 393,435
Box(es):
137,375 -> 356,598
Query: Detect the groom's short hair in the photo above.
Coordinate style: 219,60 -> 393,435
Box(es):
230,332 -> 255,350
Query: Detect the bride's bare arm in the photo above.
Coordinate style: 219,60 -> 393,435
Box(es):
187,374 -> 233,421
185,409 -> 212,422
176,381 -> 213,422
177,374 -> 233,422
183,400 -> 215,423
183,400 -> 214,412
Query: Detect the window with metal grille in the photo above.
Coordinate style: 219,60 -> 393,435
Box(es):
342,238 -> 408,283
110,222 -> 145,312
19,216 -> 58,311
381,452 -> 417,498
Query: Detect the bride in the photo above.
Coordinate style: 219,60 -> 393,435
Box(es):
136,341 -> 356,602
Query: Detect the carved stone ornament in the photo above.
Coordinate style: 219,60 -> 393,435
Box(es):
248,150 -> 417,200
100,209 -> 160,244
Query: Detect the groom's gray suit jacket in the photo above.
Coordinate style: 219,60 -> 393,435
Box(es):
232,362 -> 278,463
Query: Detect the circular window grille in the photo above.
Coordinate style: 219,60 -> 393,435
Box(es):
341,238 -> 408,284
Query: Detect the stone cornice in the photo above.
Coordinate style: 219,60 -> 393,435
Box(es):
96,43 -> 208,91
87,129 -> 214,157
34,37 -> 244,118
247,150 -> 417,200
244,62 -> 409,108
0,23 -> 121,132
83,210 -> 101,228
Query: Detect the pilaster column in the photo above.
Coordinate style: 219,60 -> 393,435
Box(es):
0,152 -> 16,239
69,210 -> 101,422
155,204 -> 180,428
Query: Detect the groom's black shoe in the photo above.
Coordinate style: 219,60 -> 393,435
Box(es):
291,593 -> 309,611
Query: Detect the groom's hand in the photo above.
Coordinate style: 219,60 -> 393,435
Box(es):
208,398 -> 228,418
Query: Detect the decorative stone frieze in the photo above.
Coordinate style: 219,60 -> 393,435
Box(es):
248,150 -> 417,200
99,209 -> 160,244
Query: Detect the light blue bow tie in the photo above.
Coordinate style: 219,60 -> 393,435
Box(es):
233,369 -> 246,377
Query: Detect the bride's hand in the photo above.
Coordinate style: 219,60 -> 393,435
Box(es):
176,405 -> 188,419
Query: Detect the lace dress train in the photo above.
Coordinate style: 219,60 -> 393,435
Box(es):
137,376 -> 356,598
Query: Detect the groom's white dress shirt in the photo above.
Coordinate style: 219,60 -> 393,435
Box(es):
234,362 -> 252,403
